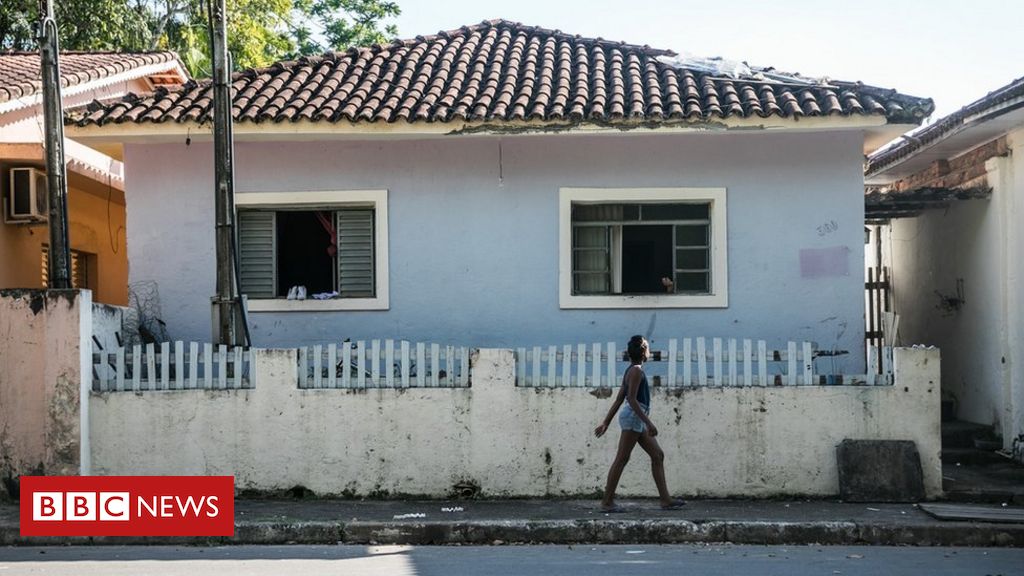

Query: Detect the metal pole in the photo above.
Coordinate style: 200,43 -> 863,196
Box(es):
210,0 -> 237,345
37,0 -> 71,289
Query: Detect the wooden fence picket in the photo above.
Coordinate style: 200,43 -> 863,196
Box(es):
502,337 -> 882,389
757,340 -> 767,387
683,338 -> 692,386
697,338 -> 707,387
576,344 -> 586,388
728,339 -> 737,386
92,340 -> 249,392
787,341 -> 797,386
802,341 -> 814,386
743,339 -> 752,387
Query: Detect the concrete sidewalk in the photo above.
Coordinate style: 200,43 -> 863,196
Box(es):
2,499 -> 1023,547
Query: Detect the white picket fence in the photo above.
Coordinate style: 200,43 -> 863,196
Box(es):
298,340 -> 471,389
516,338 -> 893,388
92,341 -> 251,392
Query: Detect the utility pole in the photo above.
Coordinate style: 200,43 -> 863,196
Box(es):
37,0 -> 71,289
209,0 -> 240,345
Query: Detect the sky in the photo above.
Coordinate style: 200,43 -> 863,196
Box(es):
384,0 -> 1023,122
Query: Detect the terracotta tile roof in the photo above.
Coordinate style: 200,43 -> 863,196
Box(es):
0,51 -> 184,104
865,75 -> 1024,177
71,20 -> 933,128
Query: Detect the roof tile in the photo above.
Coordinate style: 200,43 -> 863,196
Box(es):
866,76 -> 1024,176
0,51 -> 183,105
68,20 -> 932,128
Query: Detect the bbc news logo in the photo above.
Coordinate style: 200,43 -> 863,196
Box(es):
20,476 -> 233,537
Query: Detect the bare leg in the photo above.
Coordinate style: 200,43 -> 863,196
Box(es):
601,430 -> 641,509
637,431 -> 673,505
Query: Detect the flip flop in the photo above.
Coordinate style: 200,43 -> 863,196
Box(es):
600,505 -> 629,514
660,499 -> 687,510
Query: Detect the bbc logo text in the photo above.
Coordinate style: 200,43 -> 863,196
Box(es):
20,476 -> 233,537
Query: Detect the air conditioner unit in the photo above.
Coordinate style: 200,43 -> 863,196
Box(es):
6,167 -> 48,223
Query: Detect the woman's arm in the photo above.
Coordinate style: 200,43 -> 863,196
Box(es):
594,376 -> 628,437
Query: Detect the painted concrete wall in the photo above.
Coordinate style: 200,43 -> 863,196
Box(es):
0,289 -> 90,483
0,183 -> 128,305
89,347 -> 941,498
884,126 -> 1024,458
91,303 -> 125,354
124,131 -> 867,368
1011,129 -> 1024,462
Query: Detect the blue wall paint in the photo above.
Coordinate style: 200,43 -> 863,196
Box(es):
125,130 -> 866,370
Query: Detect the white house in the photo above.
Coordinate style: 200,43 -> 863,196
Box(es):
67,20 -> 932,372
865,76 -> 1024,463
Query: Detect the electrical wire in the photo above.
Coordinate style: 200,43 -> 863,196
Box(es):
106,173 -> 123,254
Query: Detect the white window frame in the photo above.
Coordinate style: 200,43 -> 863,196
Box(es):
559,187 -> 728,309
236,190 -> 389,312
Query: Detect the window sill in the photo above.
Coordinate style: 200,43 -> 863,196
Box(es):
560,293 -> 728,309
246,297 -> 388,312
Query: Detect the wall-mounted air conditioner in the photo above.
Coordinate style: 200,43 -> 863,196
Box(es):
6,167 -> 48,224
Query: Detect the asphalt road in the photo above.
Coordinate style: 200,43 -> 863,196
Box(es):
1,544 -> 1021,575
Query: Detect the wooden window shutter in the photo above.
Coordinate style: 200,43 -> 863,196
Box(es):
336,209 -> 374,297
40,246 -> 87,289
237,210 -> 276,298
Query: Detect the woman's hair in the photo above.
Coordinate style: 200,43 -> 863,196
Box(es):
627,334 -> 646,364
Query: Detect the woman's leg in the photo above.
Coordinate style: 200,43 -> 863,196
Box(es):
602,430 -> 641,508
637,432 -> 673,505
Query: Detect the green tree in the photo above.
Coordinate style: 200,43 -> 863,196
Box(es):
294,0 -> 399,56
138,0 -> 296,76
0,0 -> 400,76
0,0 -> 150,52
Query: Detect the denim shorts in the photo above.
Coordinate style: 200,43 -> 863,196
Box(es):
618,403 -> 650,433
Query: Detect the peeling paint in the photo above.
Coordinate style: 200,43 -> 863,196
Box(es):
45,375 -> 80,475
446,117 -> 740,137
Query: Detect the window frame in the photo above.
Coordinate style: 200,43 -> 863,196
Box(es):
236,190 -> 389,312
559,187 -> 728,309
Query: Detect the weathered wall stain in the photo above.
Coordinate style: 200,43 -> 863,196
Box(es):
1,289 -> 85,482
88,348 -> 941,499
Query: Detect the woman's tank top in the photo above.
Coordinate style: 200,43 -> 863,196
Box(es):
621,365 -> 650,407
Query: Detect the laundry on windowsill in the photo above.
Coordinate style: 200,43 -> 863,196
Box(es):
286,286 -> 308,300
312,291 -> 339,300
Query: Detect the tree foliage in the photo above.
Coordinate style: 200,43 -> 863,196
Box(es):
0,0 -> 400,76
0,0 -> 150,52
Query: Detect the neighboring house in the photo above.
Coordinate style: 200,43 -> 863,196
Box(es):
0,52 -> 187,305
865,76 -> 1024,462
67,20 -> 932,367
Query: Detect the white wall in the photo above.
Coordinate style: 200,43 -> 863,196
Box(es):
89,347 -> 941,498
124,131 -> 867,370
884,127 -> 1024,459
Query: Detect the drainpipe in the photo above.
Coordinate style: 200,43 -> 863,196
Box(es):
36,0 -> 71,289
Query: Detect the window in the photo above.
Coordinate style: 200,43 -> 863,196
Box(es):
560,188 -> 728,309
236,190 -> 388,311
41,246 -> 94,290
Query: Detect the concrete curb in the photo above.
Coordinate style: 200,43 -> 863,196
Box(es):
3,520 -> 1023,547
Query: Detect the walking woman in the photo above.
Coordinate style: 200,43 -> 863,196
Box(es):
594,335 -> 685,512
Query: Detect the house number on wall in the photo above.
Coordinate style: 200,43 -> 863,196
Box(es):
817,220 -> 839,236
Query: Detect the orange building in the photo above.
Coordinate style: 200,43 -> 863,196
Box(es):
0,52 -> 186,304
